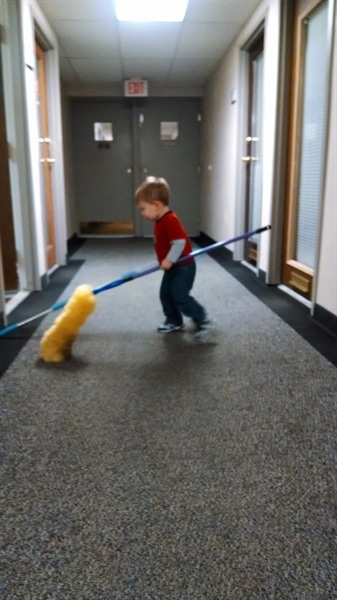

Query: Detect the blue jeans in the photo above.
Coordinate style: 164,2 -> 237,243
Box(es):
159,262 -> 207,326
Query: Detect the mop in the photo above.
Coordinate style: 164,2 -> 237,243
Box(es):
39,284 -> 97,362
0,225 -> 271,361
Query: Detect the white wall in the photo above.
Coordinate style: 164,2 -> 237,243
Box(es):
200,1 -> 280,269
61,85 -> 78,239
200,49 -> 238,244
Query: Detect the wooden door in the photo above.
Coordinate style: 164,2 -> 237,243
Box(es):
282,0 -> 329,298
35,41 -> 56,268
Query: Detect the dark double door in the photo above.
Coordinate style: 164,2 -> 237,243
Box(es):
71,98 -> 201,237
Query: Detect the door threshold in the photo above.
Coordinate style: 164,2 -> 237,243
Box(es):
48,264 -> 59,276
5,290 -> 30,316
278,284 -> 312,309
241,260 -> 258,274
78,234 -> 134,239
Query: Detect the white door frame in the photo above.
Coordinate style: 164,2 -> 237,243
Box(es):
0,0 -> 37,326
22,0 -> 67,275
234,21 -> 266,263
0,0 -> 68,328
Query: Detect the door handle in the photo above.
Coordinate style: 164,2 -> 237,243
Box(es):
241,156 -> 258,162
126,167 -> 132,174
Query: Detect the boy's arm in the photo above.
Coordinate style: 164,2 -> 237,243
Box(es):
161,239 -> 185,270
166,239 -> 185,262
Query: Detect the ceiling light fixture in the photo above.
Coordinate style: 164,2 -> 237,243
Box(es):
115,0 -> 189,22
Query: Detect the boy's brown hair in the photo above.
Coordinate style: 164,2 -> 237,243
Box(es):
135,177 -> 170,206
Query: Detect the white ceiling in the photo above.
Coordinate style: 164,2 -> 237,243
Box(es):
37,0 -> 260,93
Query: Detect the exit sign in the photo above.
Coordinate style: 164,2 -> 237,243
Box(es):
124,79 -> 148,97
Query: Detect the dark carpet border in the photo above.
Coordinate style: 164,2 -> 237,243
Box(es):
195,233 -> 337,368
0,257 -> 85,378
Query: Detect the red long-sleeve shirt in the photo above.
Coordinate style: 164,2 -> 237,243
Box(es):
154,211 -> 194,265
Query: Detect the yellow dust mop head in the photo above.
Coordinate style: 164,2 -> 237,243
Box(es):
40,284 -> 97,362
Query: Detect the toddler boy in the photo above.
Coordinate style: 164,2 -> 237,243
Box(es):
135,177 -> 211,337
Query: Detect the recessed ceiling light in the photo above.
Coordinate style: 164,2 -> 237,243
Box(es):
115,0 -> 189,22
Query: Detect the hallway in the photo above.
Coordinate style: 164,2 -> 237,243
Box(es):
1,239 -> 337,598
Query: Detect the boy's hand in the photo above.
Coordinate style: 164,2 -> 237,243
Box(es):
161,258 -> 173,270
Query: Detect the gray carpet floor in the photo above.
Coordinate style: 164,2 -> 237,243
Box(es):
1,238 -> 337,599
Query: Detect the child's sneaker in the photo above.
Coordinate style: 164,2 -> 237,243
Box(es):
157,322 -> 184,333
194,318 -> 213,339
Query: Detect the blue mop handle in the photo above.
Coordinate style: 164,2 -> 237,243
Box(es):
92,265 -> 160,295
92,224 -> 271,295
0,299 -> 68,337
